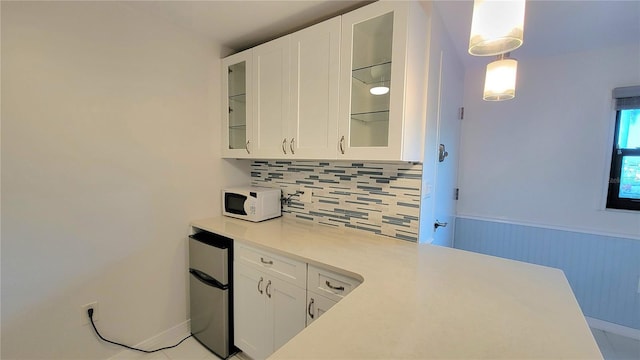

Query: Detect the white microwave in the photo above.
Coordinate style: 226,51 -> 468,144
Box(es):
222,186 -> 281,222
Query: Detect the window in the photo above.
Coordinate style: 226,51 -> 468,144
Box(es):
607,86 -> 640,211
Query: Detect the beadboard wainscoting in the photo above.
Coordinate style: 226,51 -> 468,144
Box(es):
251,160 -> 422,241
454,217 -> 640,331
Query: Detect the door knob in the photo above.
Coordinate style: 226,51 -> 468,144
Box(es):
434,220 -> 448,230
438,144 -> 448,162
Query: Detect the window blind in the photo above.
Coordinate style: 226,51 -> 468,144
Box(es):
613,85 -> 640,110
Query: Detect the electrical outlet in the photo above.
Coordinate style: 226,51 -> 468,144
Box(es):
82,301 -> 98,325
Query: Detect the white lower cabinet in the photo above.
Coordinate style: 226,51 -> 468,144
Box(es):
234,252 -> 306,359
234,244 -> 362,359
306,291 -> 337,325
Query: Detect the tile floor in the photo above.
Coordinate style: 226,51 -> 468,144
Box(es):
112,330 -> 639,360
109,337 -> 243,360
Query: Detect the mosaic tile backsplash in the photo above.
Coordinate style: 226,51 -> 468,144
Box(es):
251,160 -> 422,242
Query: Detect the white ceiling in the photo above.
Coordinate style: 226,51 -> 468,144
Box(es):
125,0 -> 640,69
123,0 -> 371,53
434,0 -> 640,69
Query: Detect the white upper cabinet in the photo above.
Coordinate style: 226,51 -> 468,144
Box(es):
288,17 -> 341,159
338,1 -> 427,161
222,50 -> 253,158
252,36 -> 291,158
221,1 -> 427,161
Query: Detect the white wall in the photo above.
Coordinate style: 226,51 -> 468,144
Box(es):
1,2 -> 250,359
457,44 -> 640,239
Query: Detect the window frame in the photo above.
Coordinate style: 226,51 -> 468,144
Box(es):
606,89 -> 640,211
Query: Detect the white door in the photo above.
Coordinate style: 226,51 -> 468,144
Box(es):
268,277 -> 306,353
253,36 -> 290,158
306,292 -> 337,325
338,1 -> 408,160
222,50 -> 253,158
233,263 -> 267,359
431,49 -> 463,247
289,17 -> 340,159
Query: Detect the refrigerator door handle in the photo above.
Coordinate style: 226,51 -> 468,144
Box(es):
189,268 -> 229,290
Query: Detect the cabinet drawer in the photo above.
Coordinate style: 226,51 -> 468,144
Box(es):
307,265 -> 361,302
235,243 -> 306,288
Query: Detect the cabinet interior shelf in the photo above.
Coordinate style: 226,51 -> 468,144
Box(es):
229,94 -> 246,103
229,125 -> 246,130
352,61 -> 391,85
351,110 -> 390,122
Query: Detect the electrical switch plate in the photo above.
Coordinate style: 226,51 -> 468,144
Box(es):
300,189 -> 313,203
81,301 -> 98,325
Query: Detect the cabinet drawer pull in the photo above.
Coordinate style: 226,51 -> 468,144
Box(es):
325,280 -> 344,291
245,140 -> 251,154
308,298 -> 315,319
339,136 -> 345,154
290,138 -> 295,155
258,277 -> 264,294
266,280 -> 272,298
282,138 -> 287,154
260,257 -> 273,265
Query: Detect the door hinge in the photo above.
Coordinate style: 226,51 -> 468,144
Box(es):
455,188 -> 459,200
459,107 -> 464,120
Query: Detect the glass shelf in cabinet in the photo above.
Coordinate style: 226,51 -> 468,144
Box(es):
352,61 -> 391,84
229,93 -> 246,103
350,110 -> 390,122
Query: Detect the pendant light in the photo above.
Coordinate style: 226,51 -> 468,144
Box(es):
483,53 -> 517,101
469,0 -> 526,56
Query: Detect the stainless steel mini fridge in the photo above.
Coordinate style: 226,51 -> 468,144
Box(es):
188,231 -> 234,359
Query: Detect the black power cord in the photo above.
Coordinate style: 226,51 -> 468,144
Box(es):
88,308 -> 192,353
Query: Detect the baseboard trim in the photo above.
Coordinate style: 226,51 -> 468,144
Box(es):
586,317 -> 640,340
107,319 -> 191,359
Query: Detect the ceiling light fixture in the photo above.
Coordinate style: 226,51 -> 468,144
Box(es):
483,53 -> 517,101
370,85 -> 390,95
468,0 -> 526,56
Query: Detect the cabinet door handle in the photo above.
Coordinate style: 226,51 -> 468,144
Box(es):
308,298 -> 315,319
325,280 -> 345,291
260,257 -> 273,265
245,140 -> 251,154
282,138 -> 287,154
258,277 -> 264,294
290,138 -> 295,155
339,136 -> 345,154
266,280 -> 272,298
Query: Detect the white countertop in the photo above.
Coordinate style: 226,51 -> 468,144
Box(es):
191,216 -> 602,359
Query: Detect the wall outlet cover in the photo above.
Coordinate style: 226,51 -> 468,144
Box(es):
301,189 -> 313,203
81,301 -> 98,325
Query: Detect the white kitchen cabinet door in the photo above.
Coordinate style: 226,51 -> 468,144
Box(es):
222,50 -> 253,158
288,17 -> 340,159
338,1 -> 427,161
233,262 -> 268,360
234,260 -> 306,360
252,36 -> 291,158
267,277 -> 307,352
306,292 -> 337,326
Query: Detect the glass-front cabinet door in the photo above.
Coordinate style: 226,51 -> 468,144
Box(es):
222,50 -> 253,158
339,1 -> 414,161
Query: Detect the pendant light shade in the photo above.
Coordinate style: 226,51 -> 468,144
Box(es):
483,55 -> 517,101
469,0 -> 526,56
